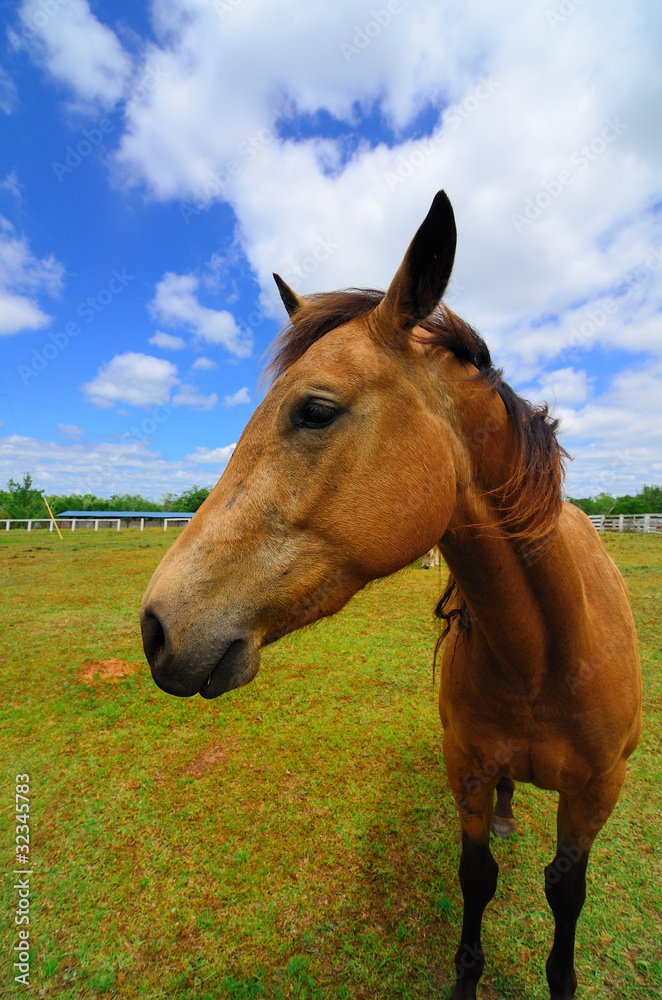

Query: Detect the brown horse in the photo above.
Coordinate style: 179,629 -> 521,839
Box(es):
140,192 -> 642,999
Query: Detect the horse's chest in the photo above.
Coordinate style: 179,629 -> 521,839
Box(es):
441,677 -> 611,793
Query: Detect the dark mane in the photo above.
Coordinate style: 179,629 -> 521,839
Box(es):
265,288 -> 567,559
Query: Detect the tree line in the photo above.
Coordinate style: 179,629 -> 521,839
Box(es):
1,473 -> 661,521
568,484 -> 662,516
0,474 -> 211,520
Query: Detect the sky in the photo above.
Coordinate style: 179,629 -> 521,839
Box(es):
0,0 -> 661,501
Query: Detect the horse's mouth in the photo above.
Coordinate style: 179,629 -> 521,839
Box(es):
198,638 -> 260,699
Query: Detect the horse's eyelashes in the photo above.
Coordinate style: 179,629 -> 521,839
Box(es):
297,400 -> 338,428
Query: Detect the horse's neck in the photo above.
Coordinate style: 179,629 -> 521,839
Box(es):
439,502 -> 586,679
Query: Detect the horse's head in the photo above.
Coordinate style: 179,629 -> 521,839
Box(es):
140,192 -> 480,698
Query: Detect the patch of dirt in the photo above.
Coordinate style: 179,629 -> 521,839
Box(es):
182,738 -> 239,778
77,658 -> 136,683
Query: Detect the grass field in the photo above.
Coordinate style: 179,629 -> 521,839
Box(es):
2,528 -> 661,999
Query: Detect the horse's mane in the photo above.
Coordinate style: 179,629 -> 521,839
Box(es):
266,289 -> 568,641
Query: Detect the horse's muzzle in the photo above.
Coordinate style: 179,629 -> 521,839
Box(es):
140,606 -> 260,698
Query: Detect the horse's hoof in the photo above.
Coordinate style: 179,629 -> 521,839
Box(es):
491,815 -> 517,839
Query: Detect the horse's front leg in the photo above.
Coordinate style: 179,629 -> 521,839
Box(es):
445,739 -> 500,1000
545,763 -> 625,1000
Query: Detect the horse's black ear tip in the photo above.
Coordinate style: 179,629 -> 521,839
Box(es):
433,189 -> 454,217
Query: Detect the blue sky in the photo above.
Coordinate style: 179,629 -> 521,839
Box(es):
1,0 -> 661,500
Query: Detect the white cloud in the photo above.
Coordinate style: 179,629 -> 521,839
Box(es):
549,360 -> 662,496
0,290 -> 51,335
223,386 -> 250,407
171,384 -> 217,411
0,64 -> 18,114
523,368 -> 593,412
107,0 -> 662,378
0,432 -> 230,498
13,0 -> 662,496
82,352 -> 179,409
191,356 -> 217,370
148,330 -> 186,350
185,444 -> 236,465
15,0 -> 133,108
0,217 -> 64,335
0,171 -> 21,199
149,272 -> 251,356
81,351 -> 218,412
57,423 -> 85,438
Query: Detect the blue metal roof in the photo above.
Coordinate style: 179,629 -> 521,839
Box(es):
58,510 -> 195,518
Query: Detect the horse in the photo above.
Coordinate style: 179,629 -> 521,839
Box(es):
422,546 -> 441,568
140,191 -> 642,999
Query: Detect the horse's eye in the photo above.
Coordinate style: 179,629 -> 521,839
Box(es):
298,400 -> 338,428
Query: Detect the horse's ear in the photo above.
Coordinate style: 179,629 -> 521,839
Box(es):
375,190 -> 456,329
273,273 -> 307,319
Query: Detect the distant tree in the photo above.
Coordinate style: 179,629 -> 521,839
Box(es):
169,485 -> 211,512
0,474 -> 47,519
568,484 -> 662,516
568,492 -> 616,515
46,493 -> 106,515
611,494 -> 649,515
639,484 -> 662,512
106,493 -> 162,512
159,492 -> 178,512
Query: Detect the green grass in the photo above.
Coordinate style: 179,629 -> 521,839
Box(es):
1,528 -> 661,999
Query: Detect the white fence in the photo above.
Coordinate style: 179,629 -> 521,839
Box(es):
588,513 -> 662,533
2,516 -> 193,533
4,513 -> 660,535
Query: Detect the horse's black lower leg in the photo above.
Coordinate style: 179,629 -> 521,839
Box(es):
491,777 -> 517,838
450,833 -> 499,1000
544,845 -> 589,1000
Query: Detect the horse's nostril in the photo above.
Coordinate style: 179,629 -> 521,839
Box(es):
141,609 -> 167,668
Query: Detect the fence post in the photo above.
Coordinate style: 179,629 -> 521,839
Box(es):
27,520 -> 32,532
5,519 -> 10,532
163,518 -> 168,531
140,518 -> 145,532
116,519 -> 121,532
